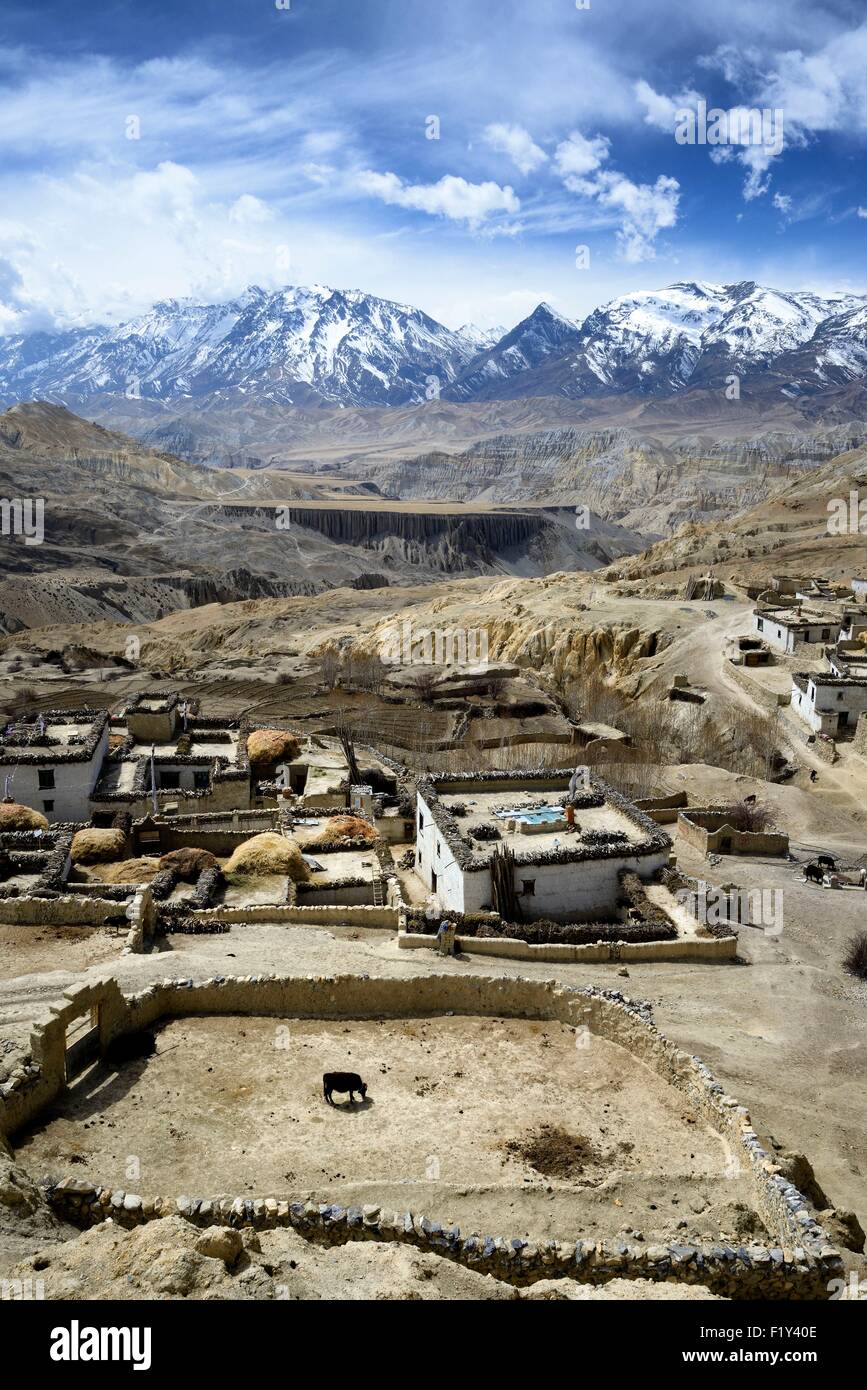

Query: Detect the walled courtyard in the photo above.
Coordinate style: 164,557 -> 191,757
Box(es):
16,1011 -> 763,1247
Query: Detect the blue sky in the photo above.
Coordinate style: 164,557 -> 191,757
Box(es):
1,0 -> 866,332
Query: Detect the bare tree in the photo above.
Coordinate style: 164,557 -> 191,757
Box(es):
318,645 -> 341,691
409,668 -> 438,704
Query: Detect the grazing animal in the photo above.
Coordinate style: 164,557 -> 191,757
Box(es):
816,854 -> 836,871
323,1071 -> 367,1106
803,863 -> 825,884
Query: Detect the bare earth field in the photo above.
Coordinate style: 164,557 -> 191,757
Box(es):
16,1013 -> 761,1247
0,924 -> 125,980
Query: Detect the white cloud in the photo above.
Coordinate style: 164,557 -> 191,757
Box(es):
553,130 -> 678,261
553,131 -> 611,187
738,143 -> 775,201
634,80 -> 702,131
355,170 -> 519,228
591,172 -> 681,262
483,122 -> 547,174
228,194 -> 273,225
0,161 -> 302,330
773,192 -> 792,213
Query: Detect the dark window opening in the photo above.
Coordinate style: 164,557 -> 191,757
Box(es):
38,769 -> 55,789
521,879 -> 536,895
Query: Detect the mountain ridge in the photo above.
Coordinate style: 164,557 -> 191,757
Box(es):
2,279 -> 867,414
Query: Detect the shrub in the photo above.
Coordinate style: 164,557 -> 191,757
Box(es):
718,799 -> 775,833
843,931 -> 867,980
409,669 -> 438,703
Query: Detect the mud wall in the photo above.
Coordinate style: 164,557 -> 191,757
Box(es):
397,928 -> 736,963
677,811 -> 789,856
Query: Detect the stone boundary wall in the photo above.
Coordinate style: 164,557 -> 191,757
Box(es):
9,973 -> 838,1300
182,903 -> 400,929
397,929 -> 736,963
813,735 -> 838,765
726,661 -> 790,712
0,894 -> 128,928
677,811 -> 790,857
123,886 -> 155,955
635,792 -> 689,824
45,1185 -> 824,1298
0,885 -> 152,952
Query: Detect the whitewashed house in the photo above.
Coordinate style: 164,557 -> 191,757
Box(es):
415,770 -> 670,921
0,711 -> 109,822
752,608 -> 840,655
790,673 -> 867,735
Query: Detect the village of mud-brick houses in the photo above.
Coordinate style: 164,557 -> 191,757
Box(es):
1,626 -> 865,1300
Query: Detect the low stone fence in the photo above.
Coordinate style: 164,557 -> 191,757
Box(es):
8,973 -> 837,1299
181,903 -> 400,929
123,886 -> 156,955
398,929 -> 736,963
0,894 -> 130,928
44,1184 -> 826,1298
726,660 -> 791,712
634,792 -> 689,824
0,885 -> 153,953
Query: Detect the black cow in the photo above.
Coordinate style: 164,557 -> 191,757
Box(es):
816,854 -> 836,871
323,1071 -> 368,1106
803,863 -> 825,884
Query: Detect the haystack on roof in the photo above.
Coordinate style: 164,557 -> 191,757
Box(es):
223,832 -> 309,881
309,815 -> 377,848
0,801 -> 49,831
70,827 -> 129,864
245,729 -> 300,768
158,846 -> 219,881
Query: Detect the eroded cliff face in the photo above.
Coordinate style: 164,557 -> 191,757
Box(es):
268,504 -> 541,550
358,575 -> 669,689
319,425 -> 867,537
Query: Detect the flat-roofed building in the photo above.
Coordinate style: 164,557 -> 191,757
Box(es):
0,710 -> 109,822
415,769 -> 670,920
790,672 -> 867,735
752,607 -> 840,654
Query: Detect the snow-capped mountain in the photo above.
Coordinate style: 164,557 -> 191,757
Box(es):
0,285 -> 477,409
445,303 -> 583,401
1,279 -> 867,412
463,281 -> 867,402
454,322 -> 507,352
